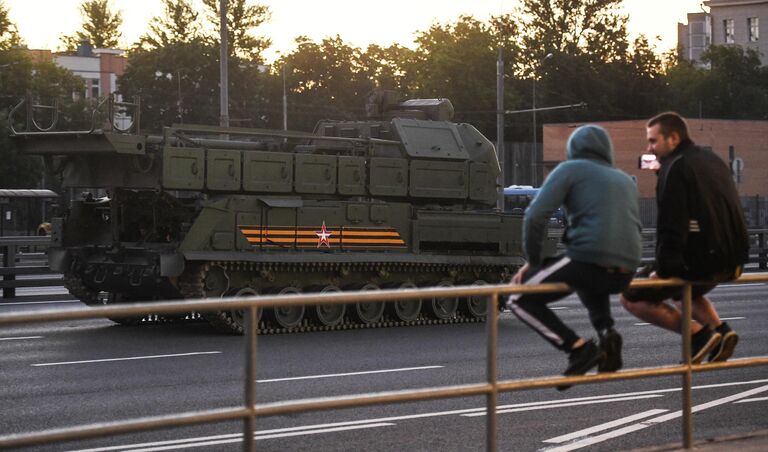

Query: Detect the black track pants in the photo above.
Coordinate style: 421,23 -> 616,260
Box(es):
507,255 -> 633,352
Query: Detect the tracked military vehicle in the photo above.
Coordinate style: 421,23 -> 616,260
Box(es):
10,91 -> 541,334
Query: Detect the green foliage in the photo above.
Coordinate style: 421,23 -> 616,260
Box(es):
119,40 -> 270,131
0,0 -> 21,50
665,45 -> 768,120
516,0 -> 628,71
0,46 -> 86,189
61,0 -> 123,51
137,0 -> 201,50
202,0 -> 271,61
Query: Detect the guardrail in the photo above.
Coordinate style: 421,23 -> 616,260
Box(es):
0,236 -> 58,299
0,274 -> 767,451
550,228 -> 768,270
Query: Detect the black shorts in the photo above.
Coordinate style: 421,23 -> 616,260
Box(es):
621,264 -> 717,303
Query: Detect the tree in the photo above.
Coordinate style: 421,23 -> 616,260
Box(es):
0,52 -> 85,189
401,15 -> 525,137
137,0 -> 201,50
61,0 -> 123,51
119,40 -> 272,131
666,45 -> 768,120
0,0 -> 21,50
516,0 -> 629,71
202,0 -> 271,61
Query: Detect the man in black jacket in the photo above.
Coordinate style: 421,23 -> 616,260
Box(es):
620,112 -> 749,364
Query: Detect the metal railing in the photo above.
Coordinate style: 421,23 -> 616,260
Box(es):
0,236 -> 58,298
1,274 -> 767,450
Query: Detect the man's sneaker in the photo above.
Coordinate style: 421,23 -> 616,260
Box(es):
708,322 -> 739,362
598,329 -> 623,372
557,340 -> 602,391
691,326 -> 721,364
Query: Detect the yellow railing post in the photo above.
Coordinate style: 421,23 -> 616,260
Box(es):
681,283 -> 693,449
244,307 -> 258,452
486,292 -> 499,451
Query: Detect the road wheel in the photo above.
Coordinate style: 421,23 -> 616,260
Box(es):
426,281 -> 458,320
311,285 -> 346,327
387,282 -> 421,322
461,280 -> 488,318
353,283 -> 385,324
268,286 -> 305,329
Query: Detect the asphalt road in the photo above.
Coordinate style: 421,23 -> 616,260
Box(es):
1,281 -> 767,452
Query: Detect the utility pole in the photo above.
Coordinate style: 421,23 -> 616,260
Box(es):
496,48 -> 505,210
219,0 -> 229,128
282,64 -> 288,131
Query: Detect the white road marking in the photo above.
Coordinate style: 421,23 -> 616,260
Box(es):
69,423 -> 395,452
636,316 -> 744,326
540,384 -> 768,451
32,351 -> 222,367
257,365 -> 443,382
543,409 -> 668,443
734,396 -> 768,404
67,378 -> 768,452
716,283 -> 765,288
0,335 -> 43,341
551,307 -> 568,310
0,300 -> 79,306
462,394 -> 663,417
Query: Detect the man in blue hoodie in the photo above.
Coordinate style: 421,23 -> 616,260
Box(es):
506,125 -> 642,388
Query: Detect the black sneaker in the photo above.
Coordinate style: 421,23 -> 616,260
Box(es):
708,322 -> 738,362
557,340 -> 602,391
598,329 -> 623,372
691,326 -> 722,364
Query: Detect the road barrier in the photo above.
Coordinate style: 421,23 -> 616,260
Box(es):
0,273 -> 767,451
0,236 -> 59,299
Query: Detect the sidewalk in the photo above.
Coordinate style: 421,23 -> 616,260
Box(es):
632,429 -> 768,451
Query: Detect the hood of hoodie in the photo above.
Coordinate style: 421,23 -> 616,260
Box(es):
566,125 -> 614,165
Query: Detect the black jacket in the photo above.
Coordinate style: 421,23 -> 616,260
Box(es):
655,139 -> 749,280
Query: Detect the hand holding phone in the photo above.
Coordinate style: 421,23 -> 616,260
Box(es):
639,154 -> 660,171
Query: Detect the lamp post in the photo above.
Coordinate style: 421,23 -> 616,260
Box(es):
532,53 -> 553,186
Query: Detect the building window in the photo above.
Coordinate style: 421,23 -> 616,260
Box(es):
748,17 -> 759,42
90,79 -> 100,99
724,19 -> 735,43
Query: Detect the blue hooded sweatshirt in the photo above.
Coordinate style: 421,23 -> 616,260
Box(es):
523,125 -> 642,270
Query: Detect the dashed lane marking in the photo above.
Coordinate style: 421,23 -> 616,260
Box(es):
32,351 -> 222,367
257,365 -> 443,383
734,396 -> 768,404
0,335 -> 43,341
635,316 -> 744,326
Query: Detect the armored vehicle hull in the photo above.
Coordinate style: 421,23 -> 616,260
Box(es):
12,93 -> 544,334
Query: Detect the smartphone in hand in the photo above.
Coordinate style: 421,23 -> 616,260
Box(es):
638,154 -> 660,171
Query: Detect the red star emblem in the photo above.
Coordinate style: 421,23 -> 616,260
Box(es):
315,221 -> 332,248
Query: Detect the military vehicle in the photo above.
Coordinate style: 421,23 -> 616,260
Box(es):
10,91 -> 543,334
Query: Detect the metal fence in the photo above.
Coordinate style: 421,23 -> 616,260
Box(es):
639,196 -> 768,228
1,274 -> 767,451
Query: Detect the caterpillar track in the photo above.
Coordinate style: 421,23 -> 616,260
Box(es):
176,260 -> 511,335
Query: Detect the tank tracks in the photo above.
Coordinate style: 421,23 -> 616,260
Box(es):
177,260 -> 510,335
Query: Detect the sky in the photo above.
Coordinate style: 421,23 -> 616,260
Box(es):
8,0 -> 705,61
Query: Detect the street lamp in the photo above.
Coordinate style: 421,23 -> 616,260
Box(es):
532,53 -> 553,186
155,70 -> 183,124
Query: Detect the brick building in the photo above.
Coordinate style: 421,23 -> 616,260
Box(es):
542,119 -> 768,226
542,118 -> 768,198
25,41 -> 127,100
